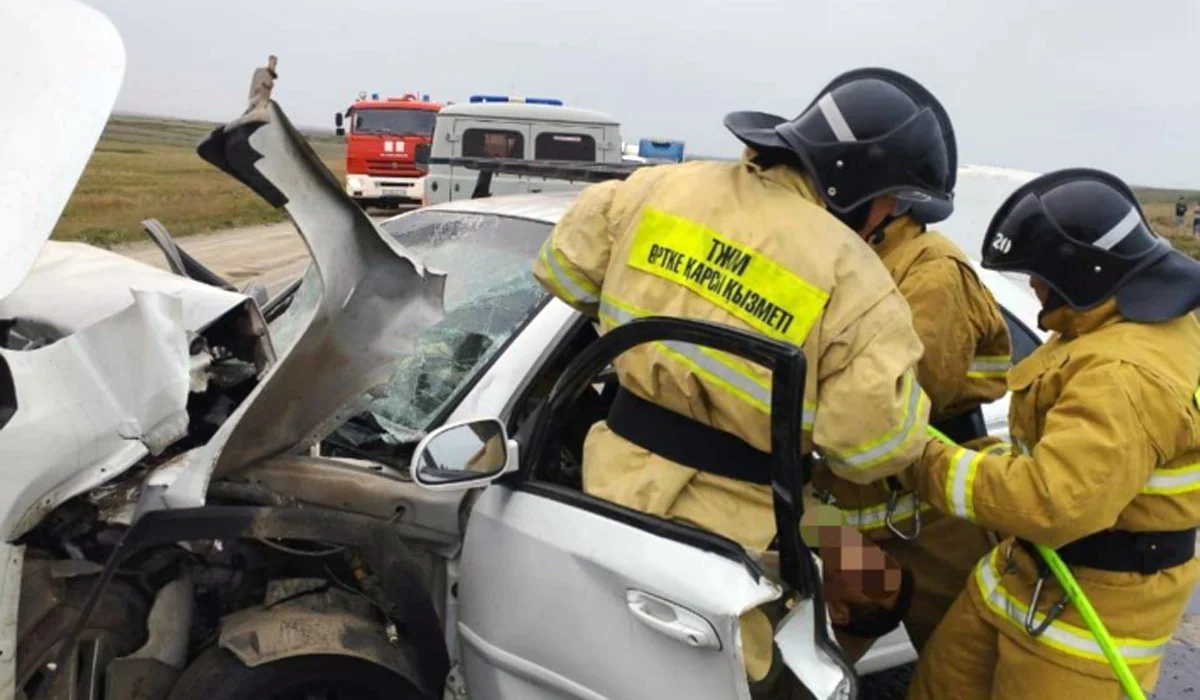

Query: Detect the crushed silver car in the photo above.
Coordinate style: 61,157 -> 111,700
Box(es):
1,3 -> 1049,700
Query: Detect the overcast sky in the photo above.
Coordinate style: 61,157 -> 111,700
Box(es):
87,0 -> 1198,188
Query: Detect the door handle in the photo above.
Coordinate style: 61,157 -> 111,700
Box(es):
625,590 -> 721,650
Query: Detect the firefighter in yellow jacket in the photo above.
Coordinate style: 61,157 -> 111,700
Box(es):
810,95 -> 1011,656
767,70 -> 1013,655
908,168 -> 1200,698
534,68 -> 955,691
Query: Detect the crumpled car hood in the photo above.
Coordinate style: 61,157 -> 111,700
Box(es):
0,0 -> 125,300
146,93 -> 446,511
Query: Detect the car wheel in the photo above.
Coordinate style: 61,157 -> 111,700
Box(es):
17,574 -> 149,699
168,646 -> 424,700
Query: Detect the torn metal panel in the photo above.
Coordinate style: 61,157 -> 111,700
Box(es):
157,96 -> 445,510
231,455 -> 465,548
775,598 -> 853,700
0,291 -> 191,540
0,241 -> 256,338
0,0 -> 125,301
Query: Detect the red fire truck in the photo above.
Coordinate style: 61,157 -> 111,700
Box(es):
334,93 -> 442,208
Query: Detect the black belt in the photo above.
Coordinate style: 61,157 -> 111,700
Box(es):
1019,529 -> 1197,575
931,406 -> 988,444
606,386 -> 771,485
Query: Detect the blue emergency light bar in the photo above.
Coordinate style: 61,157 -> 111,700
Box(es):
469,95 -> 563,106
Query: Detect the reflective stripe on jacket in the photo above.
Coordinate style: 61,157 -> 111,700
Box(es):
533,156 -> 930,551
918,299 -> 1200,679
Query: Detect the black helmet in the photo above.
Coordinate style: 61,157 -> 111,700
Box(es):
724,67 -> 954,222
982,168 -> 1200,322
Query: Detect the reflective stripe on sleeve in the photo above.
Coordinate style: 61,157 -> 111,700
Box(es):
974,548 -> 1170,665
944,447 -> 986,521
827,370 -> 929,471
599,295 -> 816,428
840,492 -> 932,532
1143,462 -> 1200,495
967,354 -> 1012,379
538,238 -> 599,305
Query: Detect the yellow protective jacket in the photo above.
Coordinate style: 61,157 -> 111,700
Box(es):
817,216 -> 1012,537
533,156 -> 931,551
916,300 -> 1200,687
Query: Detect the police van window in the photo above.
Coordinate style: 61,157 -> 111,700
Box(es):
535,133 -> 597,162
462,129 -> 525,159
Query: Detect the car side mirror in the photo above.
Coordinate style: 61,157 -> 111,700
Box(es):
334,112 -> 345,136
411,418 -> 518,490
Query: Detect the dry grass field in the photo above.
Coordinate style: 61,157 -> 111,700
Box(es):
1134,189 -> 1200,260
52,114 -> 346,246
54,115 -> 1200,262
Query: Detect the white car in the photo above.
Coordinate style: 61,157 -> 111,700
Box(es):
1,3 -> 1047,700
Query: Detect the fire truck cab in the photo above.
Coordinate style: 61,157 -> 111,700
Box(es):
335,93 -> 441,208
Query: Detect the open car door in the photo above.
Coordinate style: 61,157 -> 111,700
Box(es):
411,317 -> 857,700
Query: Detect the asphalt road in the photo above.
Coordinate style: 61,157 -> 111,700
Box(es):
114,217 -> 1200,698
113,212 -> 395,297
115,220 -> 318,297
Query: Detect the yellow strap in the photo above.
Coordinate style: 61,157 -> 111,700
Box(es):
626,208 -> 829,345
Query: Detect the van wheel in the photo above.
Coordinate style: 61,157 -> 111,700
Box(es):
17,576 -> 149,699
168,646 -> 424,700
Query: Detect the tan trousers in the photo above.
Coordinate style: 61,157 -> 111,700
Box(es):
907,591 -> 1133,700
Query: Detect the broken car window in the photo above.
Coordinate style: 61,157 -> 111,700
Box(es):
364,211 -> 549,442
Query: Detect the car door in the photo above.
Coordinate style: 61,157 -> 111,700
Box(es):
440,316 -> 846,700
449,119 -> 531,201
456,482 -> 782,700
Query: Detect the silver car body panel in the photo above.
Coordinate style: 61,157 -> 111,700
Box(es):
459,486 -> 780,700
151,100 -> 447,511
0,241 -> 253,336
0,291 -> 191,540
0,0 -> 125,301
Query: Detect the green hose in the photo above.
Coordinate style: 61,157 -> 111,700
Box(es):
925,426 -> 1147,700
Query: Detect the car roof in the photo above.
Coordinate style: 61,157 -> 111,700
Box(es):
408,165 -> 1046,336
421,191 -> 577,223
437,102 -> 620,125
419,163 -> 1039,233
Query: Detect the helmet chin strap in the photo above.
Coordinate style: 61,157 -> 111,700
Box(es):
1036,290 -> 1069,330
836,199 -> 914,243
835,202 -> 873,234
867,215 -> 899,244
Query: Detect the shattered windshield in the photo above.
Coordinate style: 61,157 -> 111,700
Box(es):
353,210 -> 550,445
